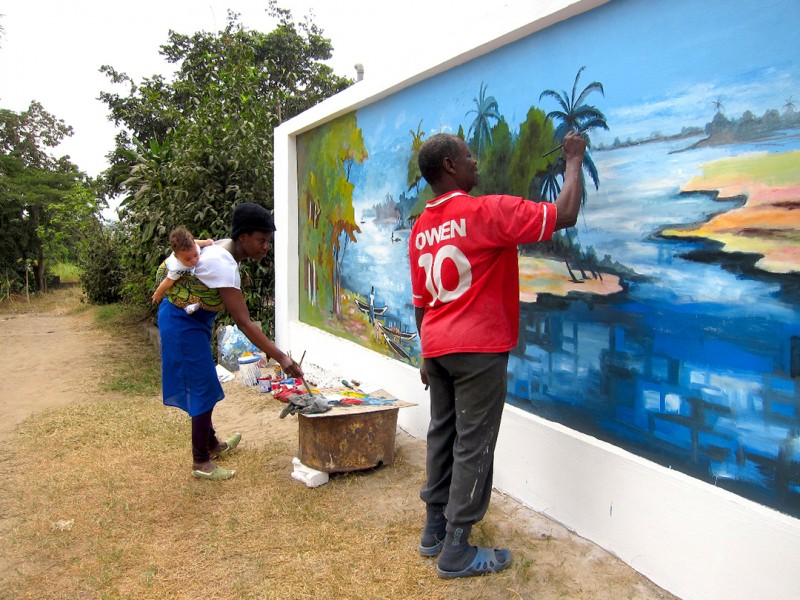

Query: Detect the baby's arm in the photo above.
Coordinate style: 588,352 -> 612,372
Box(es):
196,238 -> 215,248
152,276 -> 176,303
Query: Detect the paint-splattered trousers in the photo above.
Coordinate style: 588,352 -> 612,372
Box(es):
419,351 -> 508,528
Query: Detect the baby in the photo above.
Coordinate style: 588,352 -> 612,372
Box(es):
151,226 -> 213,313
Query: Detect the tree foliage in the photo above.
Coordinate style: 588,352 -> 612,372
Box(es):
508,107 -> 554,200
79,222 -> 124,304
406,119 -> 425,194
466,82 -> 501,158
98,3 -> 352,330
297,112 -> 366,320
473,117 -> 513,196
539,66 -> 608,200
0,101 -> 101,295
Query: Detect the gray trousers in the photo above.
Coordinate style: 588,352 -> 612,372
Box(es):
420,352 -> 509,527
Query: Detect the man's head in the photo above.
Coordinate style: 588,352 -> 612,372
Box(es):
231,202 -> 276,261
418,133 -> 478,192
169,226 -> 200,268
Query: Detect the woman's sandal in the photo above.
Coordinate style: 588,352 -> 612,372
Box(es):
191,466 -> 236,481
436,547 -> 512,579
212,433 -> 242,460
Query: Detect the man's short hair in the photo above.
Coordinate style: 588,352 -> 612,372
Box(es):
418,133 -> 463,184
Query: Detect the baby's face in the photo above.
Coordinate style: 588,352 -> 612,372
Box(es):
175,246 -> 200,268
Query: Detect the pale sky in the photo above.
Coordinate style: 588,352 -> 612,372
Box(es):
0,0 -> 526,187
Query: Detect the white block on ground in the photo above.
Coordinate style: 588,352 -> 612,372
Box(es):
291,457 -> 329,488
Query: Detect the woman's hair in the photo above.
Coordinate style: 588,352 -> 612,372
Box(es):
169,226 -> 195,252
231,202 -> 276,239
418,133 -> 462,184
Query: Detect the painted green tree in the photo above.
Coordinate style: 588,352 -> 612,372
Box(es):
466,82 -> 501,158
297,112 -> 367,321
406,119 -> 425,195
473,117 -> 513,195
508,107 -> 554,200
538,65 -> 608,201
539,66 -> 608,281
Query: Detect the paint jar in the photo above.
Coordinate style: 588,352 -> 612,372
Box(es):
273,363 -> 283,379
258,376 -> 272,393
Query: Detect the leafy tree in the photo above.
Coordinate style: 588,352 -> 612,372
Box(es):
539,68 -> 608,282
297,112 -> 366,320
539,66 -> 608,200
79,221 -> 124,304
507,107 -> 553,200
473,118 -> 513,195
466,82 -> 501,158
0,102 -> 100,294
99,4 -> 352,329
406,119 -> 425,195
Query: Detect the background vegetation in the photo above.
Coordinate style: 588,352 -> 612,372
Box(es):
0,2 -> 351,335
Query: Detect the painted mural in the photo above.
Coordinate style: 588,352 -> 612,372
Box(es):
297,0 -> 800,517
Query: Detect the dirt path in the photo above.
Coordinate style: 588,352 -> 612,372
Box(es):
0,308 -> 110,443
0,300 -> 676,599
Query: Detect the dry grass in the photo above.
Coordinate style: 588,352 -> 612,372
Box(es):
1,399 -> 441,599
0,284 -> 87,316
0,289 -> 676,600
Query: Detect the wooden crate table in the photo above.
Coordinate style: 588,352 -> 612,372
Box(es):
297,389 -> 415,473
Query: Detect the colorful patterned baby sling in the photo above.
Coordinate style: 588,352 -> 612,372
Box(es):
155,263 -> 225,312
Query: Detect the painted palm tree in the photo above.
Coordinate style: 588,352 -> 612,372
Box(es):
539,66 -> 608,201
466,82 -> 501,158
783,96 -> 796,113
710,97 -> 725,115
539,67 -> 608,282
407,119 -> 425,194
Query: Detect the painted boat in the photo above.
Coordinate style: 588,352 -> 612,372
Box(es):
354,297 -> 388,316
378,322 -> 418,341
382,331 -> 411,361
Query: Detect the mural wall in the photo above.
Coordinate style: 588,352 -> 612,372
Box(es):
296,0 -> 800,518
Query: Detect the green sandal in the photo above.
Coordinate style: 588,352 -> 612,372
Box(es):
212,433 -> 242,459
192,466 -> 236,481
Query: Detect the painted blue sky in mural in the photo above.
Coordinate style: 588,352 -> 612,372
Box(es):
347,0 -> 798,206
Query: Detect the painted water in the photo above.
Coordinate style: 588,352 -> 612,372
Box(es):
342,135 -> 800,516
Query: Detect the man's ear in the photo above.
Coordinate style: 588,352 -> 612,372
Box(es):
442,156 -> 456,175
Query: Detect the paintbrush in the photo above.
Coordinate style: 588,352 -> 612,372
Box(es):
300,376 -> 314,396
542,143 -> 563,157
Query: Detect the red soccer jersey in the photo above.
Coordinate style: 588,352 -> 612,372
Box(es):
409,191 -> 557,358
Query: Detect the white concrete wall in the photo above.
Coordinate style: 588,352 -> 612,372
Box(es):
274,1 -> 800,598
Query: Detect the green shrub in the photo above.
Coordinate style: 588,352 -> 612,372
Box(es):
79,227 -> 123,304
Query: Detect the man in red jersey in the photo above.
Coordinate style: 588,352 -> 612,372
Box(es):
409,130 -> 586,578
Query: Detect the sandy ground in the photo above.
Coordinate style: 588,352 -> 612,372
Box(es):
0,304 -> 677,599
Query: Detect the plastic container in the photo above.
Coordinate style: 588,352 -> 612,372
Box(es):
238,355 -> 261,386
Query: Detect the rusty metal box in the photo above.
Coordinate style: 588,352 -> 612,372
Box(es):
298,406 -> 399,473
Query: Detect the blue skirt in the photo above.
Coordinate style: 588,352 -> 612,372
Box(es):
158,300 -> 224,417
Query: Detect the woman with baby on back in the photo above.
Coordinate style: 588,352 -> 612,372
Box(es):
154,202 -> 304,481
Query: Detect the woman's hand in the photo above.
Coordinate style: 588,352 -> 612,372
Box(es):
280,355 -> 304,379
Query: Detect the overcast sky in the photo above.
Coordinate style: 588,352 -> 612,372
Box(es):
0,0 -> 529,187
